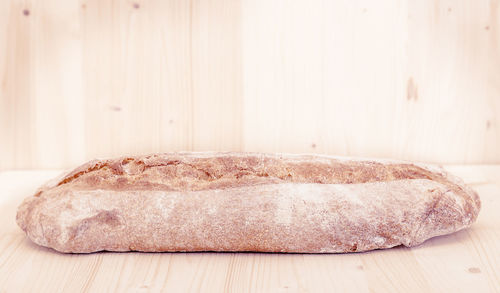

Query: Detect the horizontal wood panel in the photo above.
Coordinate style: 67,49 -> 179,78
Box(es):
1,0 -> 499,169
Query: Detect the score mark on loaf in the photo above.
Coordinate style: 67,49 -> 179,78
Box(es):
16,152 -> 481,253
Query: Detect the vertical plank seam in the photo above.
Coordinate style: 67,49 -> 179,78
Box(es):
188,0 -> 194,151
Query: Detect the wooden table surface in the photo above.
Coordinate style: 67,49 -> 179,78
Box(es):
1,166 -> 499,292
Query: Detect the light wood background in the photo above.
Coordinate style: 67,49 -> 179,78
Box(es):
1,0 -> 499,170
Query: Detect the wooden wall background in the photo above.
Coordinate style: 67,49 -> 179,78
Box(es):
0,0 -> 499,170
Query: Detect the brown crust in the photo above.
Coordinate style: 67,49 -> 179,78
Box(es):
52,153 -> 443,192
16,152 -> 481,253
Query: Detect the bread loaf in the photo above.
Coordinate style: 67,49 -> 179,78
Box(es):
16,152 -> 481,253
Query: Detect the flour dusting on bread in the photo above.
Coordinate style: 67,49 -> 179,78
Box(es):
16,152 -> 481,253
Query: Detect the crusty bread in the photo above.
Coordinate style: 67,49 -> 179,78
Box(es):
16,152 -> 481,253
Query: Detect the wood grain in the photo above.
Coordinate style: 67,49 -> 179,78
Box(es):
1,0 -> 500,170
0,166 -> 499,292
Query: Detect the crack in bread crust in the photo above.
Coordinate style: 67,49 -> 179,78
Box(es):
45,153 -> 462,198
52,154 -> 439,192
45,153 -> 479,227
